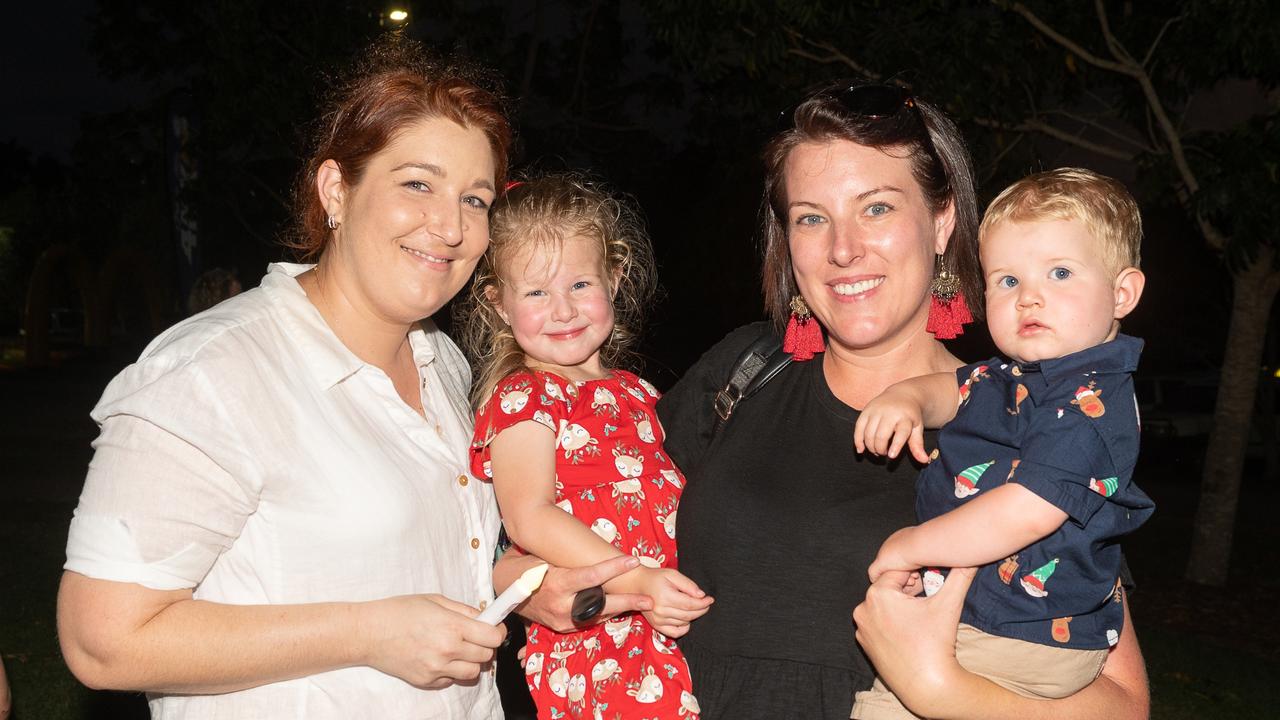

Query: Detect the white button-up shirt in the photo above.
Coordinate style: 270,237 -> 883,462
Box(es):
65,263 -> 502,719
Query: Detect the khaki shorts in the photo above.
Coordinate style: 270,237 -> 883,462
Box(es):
851,623 -> 1108,720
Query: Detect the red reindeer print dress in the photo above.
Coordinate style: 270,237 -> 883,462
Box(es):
472,369 -> 700,720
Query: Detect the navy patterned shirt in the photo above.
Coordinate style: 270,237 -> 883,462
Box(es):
916,334 -> 1155,650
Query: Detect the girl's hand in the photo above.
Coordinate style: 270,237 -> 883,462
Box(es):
360,594 -> 507,689
636,568 -> 714,638
854,390 -> 930,464
852,567 -> 977,719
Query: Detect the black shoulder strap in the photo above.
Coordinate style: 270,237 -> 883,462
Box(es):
711,331 -> 791,435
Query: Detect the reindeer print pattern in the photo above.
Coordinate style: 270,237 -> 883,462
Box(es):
471,369 -> 696,719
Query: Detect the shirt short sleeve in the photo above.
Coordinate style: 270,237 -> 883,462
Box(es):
66,357 -> 262,591
1009,405 -> 1115,526
469,370 -> 570,481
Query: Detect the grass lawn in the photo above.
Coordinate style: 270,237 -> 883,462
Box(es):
1,500 -> 148,718
1144,624 -> 1280,719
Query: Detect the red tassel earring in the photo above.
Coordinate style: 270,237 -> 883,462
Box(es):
783,295 -> 825,361
926,254 -> 972,340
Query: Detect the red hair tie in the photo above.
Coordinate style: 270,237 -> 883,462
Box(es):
504,180 -> 524,192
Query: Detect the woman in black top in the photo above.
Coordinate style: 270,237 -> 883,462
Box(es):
653,85 -> 1150,720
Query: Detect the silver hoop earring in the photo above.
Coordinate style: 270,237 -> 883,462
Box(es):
326,215 -> 338,230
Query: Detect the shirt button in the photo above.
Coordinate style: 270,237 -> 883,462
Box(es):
471,537 -> 480,550
479,600 -> 488,610
458,474 -> 469,487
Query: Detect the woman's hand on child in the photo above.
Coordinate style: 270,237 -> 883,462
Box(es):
853,567 -> 978,719
854,391 -> 931,464
516,555 -> 655,633
636,568 -> 714,638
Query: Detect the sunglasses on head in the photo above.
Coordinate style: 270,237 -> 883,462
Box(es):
777,83 -> 920,130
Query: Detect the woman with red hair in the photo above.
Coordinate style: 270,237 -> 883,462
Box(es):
55,40 -> 642,719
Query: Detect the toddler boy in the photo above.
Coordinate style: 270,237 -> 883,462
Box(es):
851,167 -> 1156,719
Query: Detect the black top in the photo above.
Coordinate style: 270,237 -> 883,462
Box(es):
657,323 -> 933,719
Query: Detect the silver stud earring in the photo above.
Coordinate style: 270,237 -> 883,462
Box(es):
326,215 -> 338,230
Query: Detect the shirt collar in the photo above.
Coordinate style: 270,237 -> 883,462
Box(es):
261,263 -> 362,389
407,322 -> 438,368
1017,333 -> 1144,386
262,263 -> 437,390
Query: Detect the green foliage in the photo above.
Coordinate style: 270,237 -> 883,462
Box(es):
1193,112 -> 1280,272
1143,622 -> 1280,720
82,1 -> 703,272
0,143 -> 82,330
645,0 -> 1279,264
89,1 -> 393,267
0,501 -> 128,718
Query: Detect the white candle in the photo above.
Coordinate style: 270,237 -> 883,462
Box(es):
476,563 -> 549,625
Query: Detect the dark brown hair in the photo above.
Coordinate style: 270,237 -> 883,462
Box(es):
285,38 -> 512,260
759,83 -> 982,330
455,172 -> 657,408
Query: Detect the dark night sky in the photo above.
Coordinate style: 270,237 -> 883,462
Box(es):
2,2 -> 148,161
0,2 -> 670,163
0,1 -> 1265,377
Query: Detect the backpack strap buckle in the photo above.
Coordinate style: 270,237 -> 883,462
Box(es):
711,333 -> 791,435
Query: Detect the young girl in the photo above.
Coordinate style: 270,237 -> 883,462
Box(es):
461,173 -> 708,719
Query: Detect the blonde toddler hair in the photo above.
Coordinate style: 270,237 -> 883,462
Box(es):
455,172 -> 657,408
980,167 -> 1142,274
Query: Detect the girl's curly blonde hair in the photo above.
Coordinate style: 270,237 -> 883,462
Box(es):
455,172 -> 657,409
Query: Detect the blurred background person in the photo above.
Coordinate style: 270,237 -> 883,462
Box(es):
186,267 -> 242,315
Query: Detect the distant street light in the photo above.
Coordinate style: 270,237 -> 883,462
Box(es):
378,6 -> 409,28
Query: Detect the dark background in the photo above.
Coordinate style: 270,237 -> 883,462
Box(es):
1,0 -> 1251,377
1,2 -> 1277,718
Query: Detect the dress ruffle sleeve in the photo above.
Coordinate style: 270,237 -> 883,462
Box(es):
469,370 -> 572,481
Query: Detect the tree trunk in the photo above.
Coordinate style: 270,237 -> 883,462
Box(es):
1185,248 -> 1280,586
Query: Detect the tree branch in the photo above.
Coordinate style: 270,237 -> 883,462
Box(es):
264,26 -> 308,64
1004,0 -> 1221,250
518,0 -> 542,101
1135,73 -> 1200,192
983,131 -> 1028,181
564,0 -> 601,113
783,27 -> 883,81
1042,109 -> 1158,154
1094,0 -> 1138,66
1197,216 -> 1230,252
1006,2 -> 1137,76
1143,12 -> 1185,68
972,116 -> 1134,160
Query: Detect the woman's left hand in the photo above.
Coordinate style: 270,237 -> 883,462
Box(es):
511,555 -> 654,633
852,566 -> 976,719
